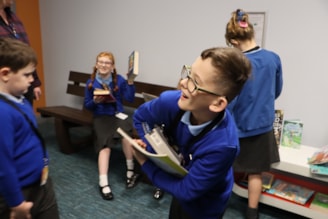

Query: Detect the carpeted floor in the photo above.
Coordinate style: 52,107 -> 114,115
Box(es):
37,116 -> 309,219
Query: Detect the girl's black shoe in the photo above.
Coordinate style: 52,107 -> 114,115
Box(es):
126,173 -> 140,188
99,185 -> 114,200
153,188 -> 164,200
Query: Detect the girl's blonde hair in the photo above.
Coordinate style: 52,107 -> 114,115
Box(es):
225,9 -> 255,46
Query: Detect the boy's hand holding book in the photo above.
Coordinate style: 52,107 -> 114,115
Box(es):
117,127 -> 188,177
131,139 -> 148,165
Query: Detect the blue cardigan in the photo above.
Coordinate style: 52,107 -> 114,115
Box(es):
133,90 -> 239,219
228,48 -> 283,137
0,95 -> 46,207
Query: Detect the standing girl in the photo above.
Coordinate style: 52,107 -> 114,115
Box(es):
225,9 -> 283,219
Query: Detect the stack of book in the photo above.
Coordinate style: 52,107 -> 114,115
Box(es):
308,145 -> 328,176
93,89 -> 116,103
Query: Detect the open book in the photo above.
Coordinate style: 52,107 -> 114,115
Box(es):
127,50 -> 139,82
93,89 -> 116,103
117,127 -> 188,177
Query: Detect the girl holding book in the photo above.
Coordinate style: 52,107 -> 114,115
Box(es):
84,52 -> 139,200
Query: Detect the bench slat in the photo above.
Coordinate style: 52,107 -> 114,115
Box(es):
134,81 -> 175,94
67,84 -> 85,97
69,71 -> 91,84
37,106 -> 92,126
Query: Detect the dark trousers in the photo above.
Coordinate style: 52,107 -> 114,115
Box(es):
169,197 -> 193,219
0,178 -> 59,219
169,197 -> 224,219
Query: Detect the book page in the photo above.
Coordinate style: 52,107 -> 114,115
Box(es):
145,127 -> 181,165
116,128 -> 188,177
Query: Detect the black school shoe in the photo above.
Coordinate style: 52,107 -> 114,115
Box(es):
126,173 -> 140,189
99,185 -> 114,200
153,188 -> 164,200
246,207 -> 259,219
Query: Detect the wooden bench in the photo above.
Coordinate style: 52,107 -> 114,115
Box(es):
37,71 -> 175,154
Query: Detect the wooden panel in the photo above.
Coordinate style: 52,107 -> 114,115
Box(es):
16,0 -> 46,112
66,71 -> 90,97
123,98 -> 145,108
37,106 -> 92,126
69,71 -> 91,84
66,84 -> 85,97
134,81 -> 175,96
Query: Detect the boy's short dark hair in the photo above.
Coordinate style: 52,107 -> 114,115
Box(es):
200,47 -> 251,102
0,37 -> 37,72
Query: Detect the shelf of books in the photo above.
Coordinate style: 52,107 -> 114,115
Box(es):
233,145 -> 328,219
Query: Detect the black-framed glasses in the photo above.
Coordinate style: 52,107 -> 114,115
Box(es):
180,65 -> 224,97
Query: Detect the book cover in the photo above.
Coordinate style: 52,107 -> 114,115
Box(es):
266,179 -> 315,205
309,163 -> 328,176
273,109 -> 284,146
280,119 -> 303,149
116,127 -> 188,177
127,50 -> 139,82
309,192 -> 328,213
93,89 -> 116,103
308,145 -> 328,165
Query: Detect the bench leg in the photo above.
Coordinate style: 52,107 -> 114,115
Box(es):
54,118 -> 75,154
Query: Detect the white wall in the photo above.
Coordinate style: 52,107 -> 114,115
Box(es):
38,0 -> 328,148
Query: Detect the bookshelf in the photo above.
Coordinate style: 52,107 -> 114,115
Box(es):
233,145 -> 328,219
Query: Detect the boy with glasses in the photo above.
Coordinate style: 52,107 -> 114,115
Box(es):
132,47 -> 251,219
